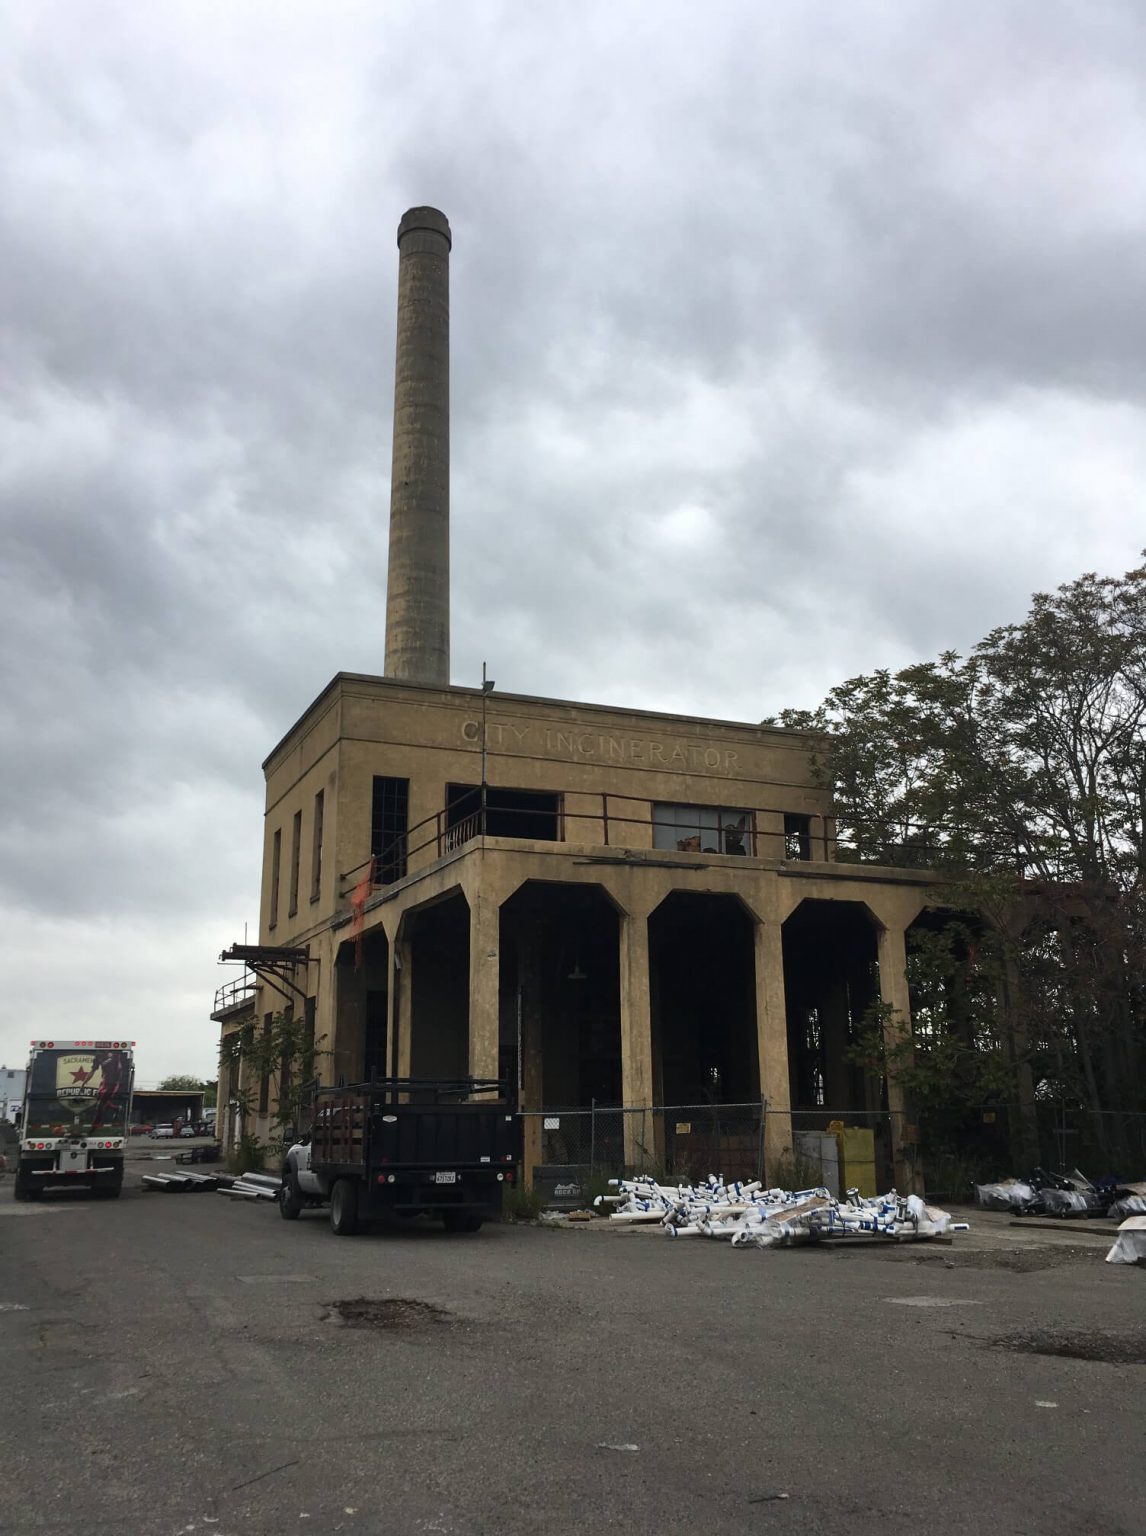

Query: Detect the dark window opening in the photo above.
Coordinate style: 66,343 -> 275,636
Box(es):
784,813 -> 812,861
269,829 -> 281,928
372,776 -> 409,884
446,784 -> 562,845
652,803 -> 754,855
288,810 -> 302,917
310,790 -> 324,902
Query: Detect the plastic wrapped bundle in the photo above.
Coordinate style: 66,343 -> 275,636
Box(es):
975,1180 -> 1034,1211
1105,1216 -> 1146,1265
1108,1194 -> 1146,1220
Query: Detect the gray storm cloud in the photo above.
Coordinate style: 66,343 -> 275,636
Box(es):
1,0 -> 1143,1076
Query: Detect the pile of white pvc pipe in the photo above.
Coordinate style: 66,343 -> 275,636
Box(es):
595,1174 -> 967,1247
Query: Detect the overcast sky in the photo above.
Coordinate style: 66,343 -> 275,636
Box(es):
2,2 -> 1143,1083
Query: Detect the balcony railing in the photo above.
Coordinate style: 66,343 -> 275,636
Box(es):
339,781 -> 1062,902
212,971 -> 257,1017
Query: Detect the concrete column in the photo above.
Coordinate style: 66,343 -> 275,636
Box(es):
333,963 -> 364,1086
394,936 -> 414,1080
619,910 -> 656,1169
384,206 -> 451,685
468,892 -> 501,1082
877,923 -> 922,1194
754,920 -> 792,1181
519,923 -> 544,1189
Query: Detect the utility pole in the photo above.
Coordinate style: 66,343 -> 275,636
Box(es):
480,662 -> 495,833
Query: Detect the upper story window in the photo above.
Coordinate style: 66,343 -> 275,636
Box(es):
445,784 -> 562,846
784,813 -> 813,861
652,803 -> 754,856
269,828 -> 282,928
288,810 -> 302,917
372,777 -> 409,884
310,789 -> 324,902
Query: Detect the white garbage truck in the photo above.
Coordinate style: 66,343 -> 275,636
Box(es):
14,1039 -> 135,1200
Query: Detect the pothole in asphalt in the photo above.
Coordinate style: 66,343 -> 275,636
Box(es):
994,1328 -> 1146,1365
322,1297 -> 453,1330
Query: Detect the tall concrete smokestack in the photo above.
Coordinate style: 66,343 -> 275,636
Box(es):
384,206 -> 451,685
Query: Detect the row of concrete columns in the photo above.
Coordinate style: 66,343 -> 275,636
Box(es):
368,865 -> 922,1192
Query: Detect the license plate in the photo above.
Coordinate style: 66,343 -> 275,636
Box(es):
434,1171 -> 457,1185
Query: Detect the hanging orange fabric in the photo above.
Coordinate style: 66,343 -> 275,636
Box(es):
351,856 -> 377,968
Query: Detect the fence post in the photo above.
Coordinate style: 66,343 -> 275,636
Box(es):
757,1099 -> 766,1183
590,1098 -> 597,1175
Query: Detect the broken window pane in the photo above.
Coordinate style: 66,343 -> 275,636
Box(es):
652,804 -> 754,855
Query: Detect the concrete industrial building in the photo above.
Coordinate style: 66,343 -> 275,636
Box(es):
215,209 -> 937,1190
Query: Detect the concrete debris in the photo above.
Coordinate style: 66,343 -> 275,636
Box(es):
597,1175 -> 966,1247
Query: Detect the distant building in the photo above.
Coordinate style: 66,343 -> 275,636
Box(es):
1,1065 -> 26,1123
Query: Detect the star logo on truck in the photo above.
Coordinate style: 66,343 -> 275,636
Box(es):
70,1066 -> 95,1085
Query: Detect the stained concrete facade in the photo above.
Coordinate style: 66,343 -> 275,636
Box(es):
234,671 -> 936,1189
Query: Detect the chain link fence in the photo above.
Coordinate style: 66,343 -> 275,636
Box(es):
916,1104 -> 1146,1200
519,1102 -> 903,1204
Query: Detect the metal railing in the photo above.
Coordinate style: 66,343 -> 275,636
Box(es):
212,971 -> 257,1016
339,789 -> 838,898
517,1102 -> 902,1190
340,783 -> 1072,900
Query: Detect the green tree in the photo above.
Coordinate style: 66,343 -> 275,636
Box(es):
218,1010 -> 327,1162
772,556 -> 1146,1167
158,1074 -> 205,1092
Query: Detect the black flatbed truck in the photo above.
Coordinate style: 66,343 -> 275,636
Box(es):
281,1076 -> 520,1235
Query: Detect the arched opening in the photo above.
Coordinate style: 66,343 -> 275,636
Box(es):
648,892 -> 758,1107
333,928 -> 390,1084
499,882 -> 622,1108
781,899 -> 881,1116
408,892 -> 470,1080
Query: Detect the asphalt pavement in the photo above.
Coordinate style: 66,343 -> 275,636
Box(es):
1,1154 -> 1143,1536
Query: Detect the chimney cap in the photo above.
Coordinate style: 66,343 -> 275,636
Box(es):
397,206 -> 451,249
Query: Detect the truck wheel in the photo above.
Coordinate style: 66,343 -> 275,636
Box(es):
279,1172 -> 303,1221
95,1184 -> 122,1200
330,1179 -> 359,1236
13,1175 -> 34,1203
443,1211 -> 483,1234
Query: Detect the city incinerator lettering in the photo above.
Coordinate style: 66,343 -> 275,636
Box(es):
461,720 -> 740,773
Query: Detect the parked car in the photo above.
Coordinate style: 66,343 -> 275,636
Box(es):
178,1125 -> 196,1138
150,1124 -> 175,1139
130,1123 -> 153,1136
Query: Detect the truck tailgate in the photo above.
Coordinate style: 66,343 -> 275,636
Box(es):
370,1105 -> 518,1167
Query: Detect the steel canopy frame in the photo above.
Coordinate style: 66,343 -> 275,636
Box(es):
218,943 -> 311,1009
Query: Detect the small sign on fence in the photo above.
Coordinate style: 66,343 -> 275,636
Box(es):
543,1117 -> 560,1130
675,1122 -> 692,1135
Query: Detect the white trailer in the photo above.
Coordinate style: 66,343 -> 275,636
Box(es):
15,1039 -> 136,1200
